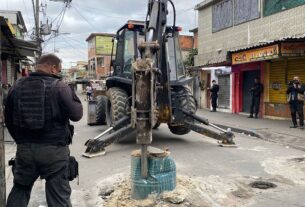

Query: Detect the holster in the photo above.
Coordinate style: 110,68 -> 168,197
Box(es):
68,156 -> 79,181
8,158 -> 16,174
66,123 -> 74,145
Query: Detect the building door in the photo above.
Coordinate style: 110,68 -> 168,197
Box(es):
218,74 -> 230,109
242,70 -> 260,113
206,73 -> 211,108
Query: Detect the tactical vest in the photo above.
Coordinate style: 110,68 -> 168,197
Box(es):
12,74 -> 69,145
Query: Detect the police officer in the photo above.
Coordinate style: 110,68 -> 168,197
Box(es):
208,80 -> 219,112
287,76 -> 305,129
248,78 -> 264,118
5,54 -> 83,207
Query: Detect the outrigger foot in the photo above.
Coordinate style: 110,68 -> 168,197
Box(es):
82,150 -> 106,158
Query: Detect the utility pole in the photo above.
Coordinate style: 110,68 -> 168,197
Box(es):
0,66 -> 6,206
32,0 -> 41,62
36,0 -> 42,58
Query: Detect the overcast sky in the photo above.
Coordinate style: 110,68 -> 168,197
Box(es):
1,0 -> 201,68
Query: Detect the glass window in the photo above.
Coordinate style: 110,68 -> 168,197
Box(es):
212,0 -> 233,32
167,36 -> 185,81
97,57 -> 104,67
175,37 -> 185,78
264,0 -> 305,16
123,30 -> 135,73
234,0 -> 260,25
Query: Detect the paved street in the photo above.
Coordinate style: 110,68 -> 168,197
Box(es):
197,110 -> 305,152
2,0 -> 305,206
5,98 -> 305,207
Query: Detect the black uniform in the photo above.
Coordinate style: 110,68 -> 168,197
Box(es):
209,84 -> 219,112
249,82 -> 264,118
5,72 -> 83,207
287,83 -> 305,127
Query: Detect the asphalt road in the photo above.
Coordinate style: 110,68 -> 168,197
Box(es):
6,99 -> 305,207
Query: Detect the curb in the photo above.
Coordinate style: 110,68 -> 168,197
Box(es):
214,124 -> 305,152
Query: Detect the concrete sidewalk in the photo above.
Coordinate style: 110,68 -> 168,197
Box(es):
197,109 -> 305,151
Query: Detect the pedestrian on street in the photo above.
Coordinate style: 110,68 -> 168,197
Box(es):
5,54 -> 83,207
86,83 -> 93,101
248,78 -> 264,118
208,80 -> 219,112
287,76 -> 305,129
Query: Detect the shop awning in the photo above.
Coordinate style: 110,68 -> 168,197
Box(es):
200,66 -> 231,71
11,38 -> 38,57
1,16 -> 38,57
229,34 -> 305,53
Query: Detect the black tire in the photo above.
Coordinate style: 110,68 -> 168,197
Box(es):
168,87 -> 197,135
96,95 -> 107,125
106,87 -> 128,126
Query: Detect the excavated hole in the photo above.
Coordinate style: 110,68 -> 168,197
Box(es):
249,181 -> 277,190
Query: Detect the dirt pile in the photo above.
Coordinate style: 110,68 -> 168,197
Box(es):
99,175 -> 257,207
72,173 -> 293,207
102,176 -> 204,207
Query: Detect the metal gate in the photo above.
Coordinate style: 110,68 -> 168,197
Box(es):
218,74 -> 230,109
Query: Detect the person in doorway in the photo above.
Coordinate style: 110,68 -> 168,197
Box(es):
86,83 -> 93,101
287,76 -> 305,129
208,80 -> 219,112
248,78 -> 264,118
5,54 -> 83,207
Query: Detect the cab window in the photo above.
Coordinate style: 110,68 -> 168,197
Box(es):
123,30 -> 135,74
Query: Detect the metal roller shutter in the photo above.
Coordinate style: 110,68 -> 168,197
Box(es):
218,74 -> 230,108
269,60 -> 286,103
6,59 -> 12,84
287,59 -> 305,83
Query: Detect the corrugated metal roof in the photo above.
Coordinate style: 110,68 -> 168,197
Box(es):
229,34 -> 305,53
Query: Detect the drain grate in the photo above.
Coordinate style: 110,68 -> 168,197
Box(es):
249,181 -> 277,189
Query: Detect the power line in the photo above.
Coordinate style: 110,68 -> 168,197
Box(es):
51,5 -> 66,24
71,5 -> 97,31
60,35 -> 87,55
73,2 -> 146,16
55,6 -> 67,31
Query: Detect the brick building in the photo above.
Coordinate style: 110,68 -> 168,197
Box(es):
86,33 -> 115,79
179,35 -> 194,61
195,0 -> 305,119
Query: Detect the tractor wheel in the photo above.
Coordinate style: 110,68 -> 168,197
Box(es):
106,87 -> 128,126
96,95 -> 107,125
168,87 -> 197,135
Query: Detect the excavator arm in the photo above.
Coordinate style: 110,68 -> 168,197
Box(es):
83,1 -> 236,173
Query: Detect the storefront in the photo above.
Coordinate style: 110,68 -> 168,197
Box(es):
231,41 -> 305,119
231,44 -> 275,115
199,66 -> 232,112
266,43 -> 305,118
1,17 -> 37,85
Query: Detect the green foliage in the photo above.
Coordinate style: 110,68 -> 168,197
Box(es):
184,48 -> 198,67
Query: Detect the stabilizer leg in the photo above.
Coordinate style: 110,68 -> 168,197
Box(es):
83,117 -> 133,158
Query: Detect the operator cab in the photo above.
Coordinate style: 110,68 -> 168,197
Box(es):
110,20 -> 186,83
